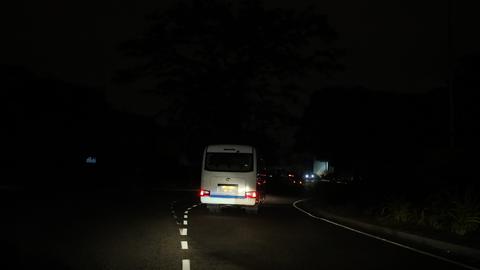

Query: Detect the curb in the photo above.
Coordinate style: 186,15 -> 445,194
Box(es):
298,199 -> 480,263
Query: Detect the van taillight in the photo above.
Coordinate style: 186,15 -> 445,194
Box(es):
200,189 -> 210,197
245,191 -> 257,199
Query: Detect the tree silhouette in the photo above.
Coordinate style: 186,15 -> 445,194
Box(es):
116,0 -> 342,156
453,53 -> 480,149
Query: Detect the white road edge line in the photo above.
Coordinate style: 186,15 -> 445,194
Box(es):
183,220 -> 188,225
292,198 -> 480,270
181,241 -> 189,250
182,259 -> 190,270
179,228 -> 188,236
184,215 -> 188,219
184,211 -> 189,214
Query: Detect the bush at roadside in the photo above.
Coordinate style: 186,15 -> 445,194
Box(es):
378,188 -> 480,236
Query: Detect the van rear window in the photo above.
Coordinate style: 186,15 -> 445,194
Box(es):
205,153 -> 253,172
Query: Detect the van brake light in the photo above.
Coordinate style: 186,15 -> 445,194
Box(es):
200,189 -> 210,197
245,191 -> 257,198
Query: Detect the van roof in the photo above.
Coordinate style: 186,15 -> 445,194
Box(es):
206,144 -> 254,153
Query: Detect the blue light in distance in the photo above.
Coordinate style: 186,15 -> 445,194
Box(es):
86,156 -> 97,164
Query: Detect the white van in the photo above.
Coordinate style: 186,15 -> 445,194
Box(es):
200,144 -> 264,214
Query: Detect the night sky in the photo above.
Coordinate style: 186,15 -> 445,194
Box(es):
4,0 -> 480,97
3,0 -> 480,157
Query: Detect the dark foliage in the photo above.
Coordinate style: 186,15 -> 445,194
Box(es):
115,0 -> 343,161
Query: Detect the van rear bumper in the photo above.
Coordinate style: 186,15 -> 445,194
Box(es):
201,196 -> 256,206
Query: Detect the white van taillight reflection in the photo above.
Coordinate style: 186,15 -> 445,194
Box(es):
245,191 -> 257,199
200,189 -> 210,197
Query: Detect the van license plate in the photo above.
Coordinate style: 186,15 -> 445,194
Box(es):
218,184 -> 238,193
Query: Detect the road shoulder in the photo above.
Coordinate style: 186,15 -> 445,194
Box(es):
294,198 -> 480,269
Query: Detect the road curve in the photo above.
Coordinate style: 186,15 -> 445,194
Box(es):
0,189 -> 472,270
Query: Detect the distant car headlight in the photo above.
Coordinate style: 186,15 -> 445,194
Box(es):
310,174 -> 315,178
305,174 -> 310,178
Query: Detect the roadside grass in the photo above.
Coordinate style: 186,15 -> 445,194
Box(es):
382,188 -> 480,236
308,182 -> 480,248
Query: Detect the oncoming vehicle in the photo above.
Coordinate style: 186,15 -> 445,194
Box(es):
200,144 -> 264,214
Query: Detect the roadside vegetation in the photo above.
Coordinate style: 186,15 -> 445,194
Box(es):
308,181 -> 480,246
377,187 -> 480,236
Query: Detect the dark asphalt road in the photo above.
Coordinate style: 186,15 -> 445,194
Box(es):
0,188 -> 473,270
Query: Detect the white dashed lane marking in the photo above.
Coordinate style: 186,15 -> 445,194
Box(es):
169,201 -> 193,270
182,259 -> 190,270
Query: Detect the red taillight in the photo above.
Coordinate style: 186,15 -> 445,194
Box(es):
257,177 -> 267,186
200,189 -> 210,197
245,191 -> 257,199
